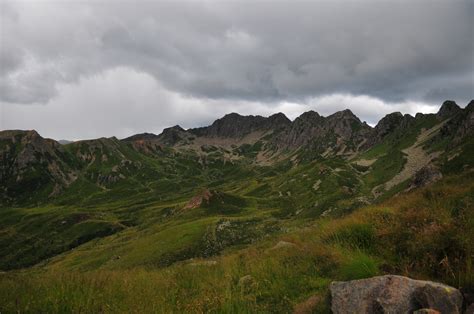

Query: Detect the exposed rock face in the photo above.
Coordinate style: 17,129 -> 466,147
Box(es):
183,189 -> 213,210
121,99 -> 471,161
363,112 -> 415,149
275,109 -> 371,155
0,130 -> 77,199
277,111 -> 325,148
437,100 -> 461,119
436,100 -> 474,146
364,112 -> 403,148
406,165 -> 443,192
156,125 -> 188,145
189,112 -> 291,138
330,275 -> 463,314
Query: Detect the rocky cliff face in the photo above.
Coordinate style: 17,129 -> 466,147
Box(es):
436,100 -> 462,119
362,112 -> 416,149
0,130 -> 77,200
189,112 -> 291,138
271,109 -> 371,155
119,100 -> 472,159
434,100 -> 473,146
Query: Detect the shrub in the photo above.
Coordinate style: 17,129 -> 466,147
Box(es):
339,252 -> 379,280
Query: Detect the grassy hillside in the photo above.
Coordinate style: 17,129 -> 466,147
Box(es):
1,170 -> 472,313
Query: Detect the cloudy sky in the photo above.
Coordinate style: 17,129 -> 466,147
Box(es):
1,0 -> 473,140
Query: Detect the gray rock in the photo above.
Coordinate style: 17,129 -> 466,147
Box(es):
437,100 -> 461,119
330,275 -> 463,314
406,165 -> 443,192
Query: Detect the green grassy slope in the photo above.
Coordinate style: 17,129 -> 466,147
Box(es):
0,170 -> 472,313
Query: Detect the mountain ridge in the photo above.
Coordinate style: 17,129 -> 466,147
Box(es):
1,100 -> 472,206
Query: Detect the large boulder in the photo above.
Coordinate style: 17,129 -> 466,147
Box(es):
330,275 -> 463,314
405,165 -> 443,192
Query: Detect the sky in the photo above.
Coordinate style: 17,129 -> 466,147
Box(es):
1,0 -> 473,140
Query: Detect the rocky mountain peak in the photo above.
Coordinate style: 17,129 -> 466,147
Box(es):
158,125 -> 188,145
328,109 -> 358,120
437,100 -> 461,119
189,112 -> 282,138
295,110 -> 322,123
268,112 -> 291,125
123,132 -> 159,142
373,112 -> 404,134
163,125 -> 185,133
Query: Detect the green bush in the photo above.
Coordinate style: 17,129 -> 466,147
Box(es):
339,252 -> 379,280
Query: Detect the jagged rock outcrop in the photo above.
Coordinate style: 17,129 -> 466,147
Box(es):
406,165 -> 443,192
0,130 -> 77,199
189,112 -> 291,138
435,100 -> 474,146
330,275 -> 463,314
363,112 -> 415,149
274,109 -> 371,155
121,99 -> 472,161
156,125 -> 189,145
437,100 -> 462,120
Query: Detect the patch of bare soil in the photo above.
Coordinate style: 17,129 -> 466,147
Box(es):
353,158 -> 377,167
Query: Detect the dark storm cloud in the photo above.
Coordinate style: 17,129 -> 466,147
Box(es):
0,0 -> 473,139
2,0 -> 473,104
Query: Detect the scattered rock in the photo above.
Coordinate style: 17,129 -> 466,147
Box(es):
312,179 -> 322,191
330,275 -> 463,314
320,208 -> 333,218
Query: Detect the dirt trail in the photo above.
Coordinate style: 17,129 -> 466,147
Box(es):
373,121 -> 446,196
